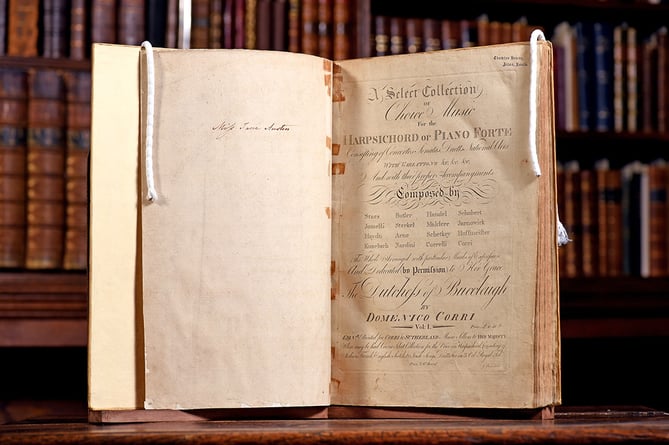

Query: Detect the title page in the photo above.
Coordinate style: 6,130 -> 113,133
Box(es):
331,43 -> 549,408
140,50 -> 332,409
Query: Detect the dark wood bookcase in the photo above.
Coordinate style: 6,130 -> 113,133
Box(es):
1,0 -> 668,423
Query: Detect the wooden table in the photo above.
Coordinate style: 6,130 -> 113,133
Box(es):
2,407 -> 669,444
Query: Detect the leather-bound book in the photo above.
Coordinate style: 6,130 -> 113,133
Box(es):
301,0 -> 318,55
423,18 -> 440,51
332,0 -> 351,59
372,15 -> 389,57
118,0 -> 145,45
63,70 -> 91,271
26,69 -> 66,270
70,0 -> 89,59
42,0 -> 69,58
7,0 -> 39,56
190,0 -> 210,48
0,0 -> 7,54
91,0 -> 116,44
405,17 -> 423,53
0,68 -> 28,268
389,16 -> 405,55
647,159 -> 668,277
208,0 -> 223,49
256,0 -> 271,50
272,0 -> 288,51
317,0 -> 332,58
287,0 -> 300,52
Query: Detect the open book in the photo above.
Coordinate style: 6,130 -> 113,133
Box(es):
88,36 -> 560,420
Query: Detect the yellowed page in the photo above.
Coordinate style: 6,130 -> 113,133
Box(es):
331,42 -> 557,408
141,50 -> 333,409
88,43 -> 143,410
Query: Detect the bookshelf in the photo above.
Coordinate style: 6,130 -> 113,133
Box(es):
0,0 -> 668,419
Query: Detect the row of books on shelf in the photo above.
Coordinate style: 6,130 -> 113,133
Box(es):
558,159 -> 669,279
0,66 -> 89,271
552,21 -> 669,136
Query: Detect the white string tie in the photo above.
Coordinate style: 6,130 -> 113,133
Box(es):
529,29 -> 544,177
141,40 -> 158,202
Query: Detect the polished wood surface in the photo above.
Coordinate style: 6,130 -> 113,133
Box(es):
1,408 -> 668,444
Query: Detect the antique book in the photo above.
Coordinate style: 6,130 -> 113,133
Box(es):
26,69 -> 66,270
88,37 -> 561,420
70,0 -> 89,60
0,68 -> 28,268
63,70 -> 91,271
91,0 -> 117,44
41,0 -> 69,58
117,0 -> 146,45
6,0 -> 39,56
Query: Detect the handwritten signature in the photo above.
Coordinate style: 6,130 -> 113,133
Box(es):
211,121 -> 293,140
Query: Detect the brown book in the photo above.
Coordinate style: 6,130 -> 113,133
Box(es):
287,0 -> 300,52
500,21 -> 512,44
647,159 -> 668,277
440,19 -> 459,49
641,33 -> 658,133
118,0 -> 145,45
656,28 -> 668,134
191,0 -> 210,48
579,168 -> 598,277
561,161 -> 582,278
26,69 -> 67,270
255,0 -> 272,50
42,0 -> 70,58
223,0 -> 235,48
63,70 -> 91,271
476,14 -> 489,47
90,39 -> 560,416
208,0 -> 223,48
604,168 -> 623,276
0,68 -> 28,268
332,0 -> 351,59
626,25 -> 639,133
354,0 -> 371,58
317,0 -> 333,58
422,18 -> 440,51
372,15 -> 389,57
405,17 -> 422,53
613,24 -> 627,133
7,0 -> 39,56
91,0 -> 116,44
272,0 -> 288,51
594,160 -> 609,276
234,0 -> 245,48
388,16 -> 405,55
301,0 -> 318,55
244,0 -> 256,49
70,0 -> 89,59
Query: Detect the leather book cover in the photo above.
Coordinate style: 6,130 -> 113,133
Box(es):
301,0 -> 318,55
26,69 -> 67,270
0,68 -> 28,268
7,0 -> 39,56
70,0 -> 89,59
91,0 -> 117,44
42,0 -> 70,58
191,0 -> 210,48
118,0 -> 145,45
332,0 -> 351,59
317,0 -> 333,58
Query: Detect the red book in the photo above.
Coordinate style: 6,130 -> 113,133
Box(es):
117,0 -> 145,45
0,68 -> 28,268
389,17 -> 405,55
332,0 -> 351,59
301,0 -> 318,55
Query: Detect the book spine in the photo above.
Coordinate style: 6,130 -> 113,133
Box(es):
117,0 -> 145,45
7,0 -> 39,56
595,162 -> 609,276
272,0 -> 288,51
190,0 -> 210,48
579,168 -> 598,277
91,0 -> 117,44
641,34 -> 658,133
423,18 -> 440,52
405,17 -> 422,53
657,27 -> 668,134
613,24 -> 625,133
300,0 -> 318,55
146,0 -> 168,47
575,21 -> 593,132
626,25 -> 638,133
593,22 -> 614,132
317,0 -> 332,59
42,0 -> 70,59
287,0 -> 300,52
233,0 -> 245,48
332,0 -> 351,59
388,16 -> 405,55
0,68 -> 28,268
244,0 -> 256,49
70,0 -> 89,59
604,168 -> 623,276
255,0 -> 271,50
440,19 -> 459,50
561,161 -> 582,278
63,70 -> 91,271
372,15 -> 389,57
647,160 -> 668,277
26,69 -> 67,270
